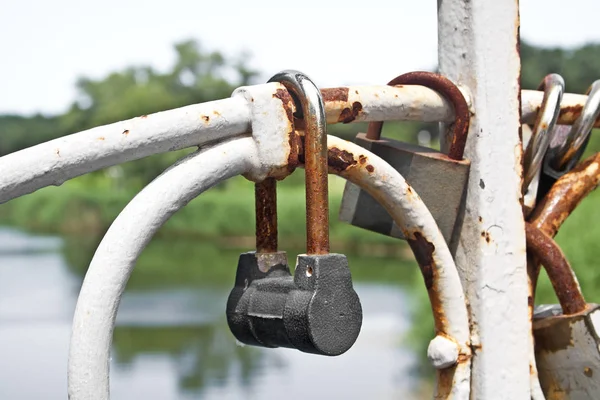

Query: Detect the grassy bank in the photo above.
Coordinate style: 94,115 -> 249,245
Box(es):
0,171 -> 404,252
4,144 -> 600,304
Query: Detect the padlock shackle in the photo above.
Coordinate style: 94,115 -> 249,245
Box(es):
550,79 -> 600,172
365,71 -> 470,161
269,70 -> 329,255
522,74 -> 564,194
255,178 -> 278,253
525,223 -> 586,315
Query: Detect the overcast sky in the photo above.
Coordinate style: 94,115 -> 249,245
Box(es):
1,0 -> 599,115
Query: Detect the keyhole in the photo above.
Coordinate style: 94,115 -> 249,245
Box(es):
306,266 -> 313,277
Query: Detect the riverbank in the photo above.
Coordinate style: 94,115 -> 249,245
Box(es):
3,163 -> 600,306
0,173 -> 404,251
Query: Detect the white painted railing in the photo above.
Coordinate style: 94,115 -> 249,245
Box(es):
1,77 -> 596,399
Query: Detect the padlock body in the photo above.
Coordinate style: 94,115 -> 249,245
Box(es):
226,252 -> 363,356
533,303 -> 600,399
339,133 -> 470,243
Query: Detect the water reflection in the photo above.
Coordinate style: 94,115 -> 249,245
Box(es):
0,228 -> 434,399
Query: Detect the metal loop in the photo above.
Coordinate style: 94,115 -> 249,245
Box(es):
550,80 -> 600,172
365,71 -> 470,161
522,74 -> 564,193
268,70 -> 329,255
525,223 -> 586,315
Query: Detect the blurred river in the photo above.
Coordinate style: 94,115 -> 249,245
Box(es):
0,227 -> 432,399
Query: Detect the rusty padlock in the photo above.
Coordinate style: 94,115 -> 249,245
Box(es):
525,223 -> 600,399
226,70 -> 362,356
339,71 -> 470,245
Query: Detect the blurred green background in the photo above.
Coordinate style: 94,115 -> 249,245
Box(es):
1,39 -> 600,398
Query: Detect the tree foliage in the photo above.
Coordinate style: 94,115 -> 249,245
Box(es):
1,39 -> 599,186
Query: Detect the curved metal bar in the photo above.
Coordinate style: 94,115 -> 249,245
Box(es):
522,74 -> 564,193
528,151 -> 600,291
321,136 -> 471,400
525,223 -> 586,315
0,97 -> 252,204
68,137 -> 261,400
68,134 -> 470,399
551,80 -> 600,171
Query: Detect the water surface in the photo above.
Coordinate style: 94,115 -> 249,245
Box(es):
0,228 -> 431,399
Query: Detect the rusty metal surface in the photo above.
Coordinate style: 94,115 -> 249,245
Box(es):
269,71 -> 329,255
530,152 -> 600,238
533,304 -> 600,399
525,223 -> 586,315
363,71 -> 470,161
528,152 -> 600,298
255,178 -> 278,253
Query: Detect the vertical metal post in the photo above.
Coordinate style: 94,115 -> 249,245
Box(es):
438,1 -> 530,398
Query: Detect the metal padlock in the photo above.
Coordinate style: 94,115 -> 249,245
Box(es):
526,223 -> 600,399
339,71 -> 470,245
536,79 -> 600,204
521,74 -> 564,216
226,70 -> 362,356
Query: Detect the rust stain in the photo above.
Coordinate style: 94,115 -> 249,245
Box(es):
55,149 -> 60,157
337,102 -> 363,123
271,87 -> 298,175
436,368 -> 455,399
321,87 -> 349,102
406,231 -> 449,335
140,114 -> 148,119
556,103 -> 600,128
287,130 -> 300,174
585,367 -> 594,378
272,89 -> 294,123
122,129 -> 129,135
533,314 -> 578,353
213,110 -> 221,117
328,147 -> 357,173
98,137 -> 105,141
201,115 -> 210,123
407,232 -> 435,290
481,231 -> 491,243
358,155 -> 367,164
478,216 -> 483,223
366,165 -> 374,173
255,178 -> 278,253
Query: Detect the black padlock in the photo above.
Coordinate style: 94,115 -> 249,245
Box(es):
226,70 -> 362,356
535,79 -> 600,204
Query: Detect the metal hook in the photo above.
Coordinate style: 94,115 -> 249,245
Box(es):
522,74 -> 564,193
549,80 -> 600,172
268,70 -> 329,255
